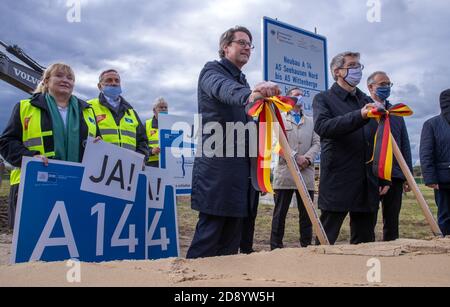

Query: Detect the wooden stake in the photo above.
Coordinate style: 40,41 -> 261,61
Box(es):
391,136 -> 442,236
268,105 -> 330,245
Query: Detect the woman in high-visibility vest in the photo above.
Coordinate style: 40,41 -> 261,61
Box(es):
0,63 -> 100,229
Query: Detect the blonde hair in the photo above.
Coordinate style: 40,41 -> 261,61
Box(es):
34,63 -> 75,94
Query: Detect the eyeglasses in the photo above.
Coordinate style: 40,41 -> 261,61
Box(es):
231,40 -> 255,50
374,82 -> 394,88
340,63 -> 365,70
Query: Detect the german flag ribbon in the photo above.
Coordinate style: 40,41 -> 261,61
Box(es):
367,103 -> 413,181
246,96 -> 296,193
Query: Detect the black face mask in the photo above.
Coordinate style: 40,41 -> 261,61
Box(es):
440,89 -> 450,124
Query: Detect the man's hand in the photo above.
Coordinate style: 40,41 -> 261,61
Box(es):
151,147 -> 161,155
361,103 -> 377,119
379,185 -> 390,196
249,91 -> 264,103
295,155 -> 310,169
403,182 -> 412,193
427,184 -> 439,190
34,155 -> 49,166
253,81 -> 281,98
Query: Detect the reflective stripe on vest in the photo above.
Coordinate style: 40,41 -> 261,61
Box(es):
88,98 -> 138,152
145,118 -> 159,162
10,99 -> 97,185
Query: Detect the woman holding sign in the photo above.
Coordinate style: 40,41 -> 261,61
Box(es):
0,63 -> 100,229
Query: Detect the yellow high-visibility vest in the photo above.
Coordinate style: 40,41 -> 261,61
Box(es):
88,98 -> 139,152
10,99 -> 97,185
145,118 -> 159,162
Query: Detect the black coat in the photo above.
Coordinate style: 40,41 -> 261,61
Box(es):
191,58 -> 252,218
313,83 -> 380,213
420,114 -> 450,189
0,93 -> 100,167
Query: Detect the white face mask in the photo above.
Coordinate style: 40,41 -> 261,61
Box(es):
343,66 -> 363,87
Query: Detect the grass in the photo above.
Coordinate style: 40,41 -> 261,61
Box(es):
176,185 -> 439,256
0,182 -> 439,256
0,180 -> 9,198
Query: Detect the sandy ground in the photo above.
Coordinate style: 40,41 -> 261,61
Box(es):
0,238 -> 449,287
1,195 -> 449,287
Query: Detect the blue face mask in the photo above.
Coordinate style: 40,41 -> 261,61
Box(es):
375,86 -> 391,101
102,85 -> 122,100
344,67 -> 363,87
159,111 -> 168,115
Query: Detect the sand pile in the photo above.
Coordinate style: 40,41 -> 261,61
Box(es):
0,238 -> 449,287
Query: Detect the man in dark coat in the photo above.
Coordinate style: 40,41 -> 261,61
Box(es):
420,89 -> 450,236
313,51 -> 390,245
186,26 -> 280,258
367,71 -> 413,241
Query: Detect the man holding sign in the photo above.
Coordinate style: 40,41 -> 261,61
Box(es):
88,69 -> 149,159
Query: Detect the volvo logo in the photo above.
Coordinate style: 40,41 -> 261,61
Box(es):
13,67 -> 40,85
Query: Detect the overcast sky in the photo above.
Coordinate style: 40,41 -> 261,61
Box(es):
1,0 -> 449,163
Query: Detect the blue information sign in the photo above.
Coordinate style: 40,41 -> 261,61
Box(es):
11,159 -> 179,264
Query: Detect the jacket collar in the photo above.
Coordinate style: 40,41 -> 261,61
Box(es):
286,112 -> 305,126
331,82 -> 365,101
220,58 -> 243,79
29,93 -> 47,109
369,96 -> 392,109
99,93 -> 133,111
151,116 -> 158,129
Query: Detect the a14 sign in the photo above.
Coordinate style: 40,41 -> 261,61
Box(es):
11,144 -> 179,264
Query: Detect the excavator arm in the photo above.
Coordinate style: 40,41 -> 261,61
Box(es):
0,40 -> 44,94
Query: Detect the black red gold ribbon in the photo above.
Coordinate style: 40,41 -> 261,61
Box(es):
246,96 -> 296,193
368,103 -> 413,181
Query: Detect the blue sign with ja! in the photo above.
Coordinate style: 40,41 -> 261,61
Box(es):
11,159 -> 179,264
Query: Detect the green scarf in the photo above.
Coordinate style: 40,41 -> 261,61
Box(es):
45,94 -> 80,162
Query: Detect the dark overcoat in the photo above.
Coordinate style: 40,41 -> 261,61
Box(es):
191,58 -> 253,217
313,83 -> 380,212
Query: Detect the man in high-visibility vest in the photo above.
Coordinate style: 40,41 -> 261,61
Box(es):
145,97 -> 168,167
88,69 -> 149,159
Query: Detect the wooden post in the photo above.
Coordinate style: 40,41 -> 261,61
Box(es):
391,136 -> 442,236
268,105 -> 330,245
